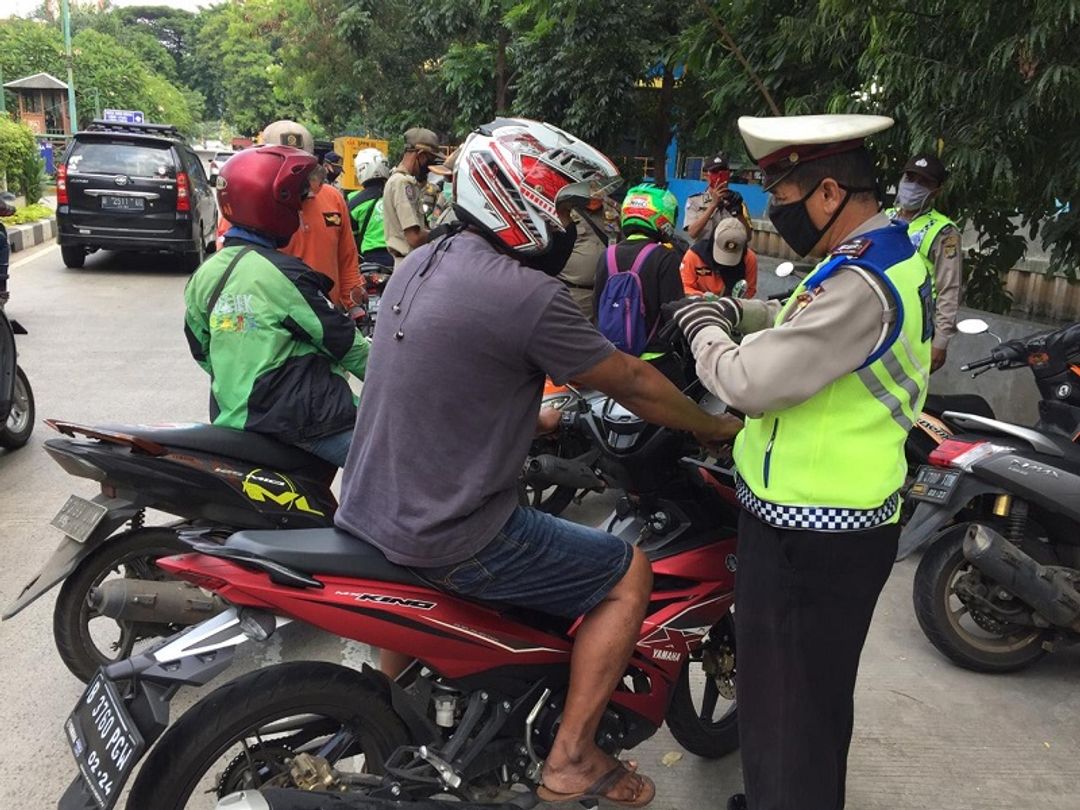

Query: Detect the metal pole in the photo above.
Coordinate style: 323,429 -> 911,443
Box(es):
61,0 -> 78,131
0,61 -> 6,114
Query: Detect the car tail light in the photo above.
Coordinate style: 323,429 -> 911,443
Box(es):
57,163 -> 69,204
176,171 -> 191,212
928,439 -> 1003,471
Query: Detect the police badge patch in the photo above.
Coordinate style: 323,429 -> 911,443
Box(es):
942,233 -> 959,259
405,183 -> 417,202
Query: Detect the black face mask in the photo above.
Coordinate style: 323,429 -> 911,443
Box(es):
522,221 -> 578,276
767,180 -> 873,257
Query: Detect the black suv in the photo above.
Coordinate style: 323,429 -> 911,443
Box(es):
57,120 -> 217,271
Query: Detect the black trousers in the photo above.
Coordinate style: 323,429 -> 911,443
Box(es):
735,510 -> 898,810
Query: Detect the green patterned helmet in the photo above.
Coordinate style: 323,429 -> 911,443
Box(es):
620,183 -> 679,238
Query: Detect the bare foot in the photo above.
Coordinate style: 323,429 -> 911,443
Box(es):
542,748 -> 650,803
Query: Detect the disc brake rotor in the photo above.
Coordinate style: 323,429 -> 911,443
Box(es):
702,645 -> 736,700
217,742 -> 294,796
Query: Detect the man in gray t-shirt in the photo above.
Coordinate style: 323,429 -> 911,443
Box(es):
336,228 -> 738,804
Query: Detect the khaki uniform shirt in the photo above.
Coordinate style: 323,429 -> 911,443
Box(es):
925,226 -> 962,350
383,167 -> 426,261
683,188 -> 751,235
692,213 -> 904,417
559,206 -> 620,320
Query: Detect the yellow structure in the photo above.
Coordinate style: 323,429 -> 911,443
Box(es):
334,136 -> 390,190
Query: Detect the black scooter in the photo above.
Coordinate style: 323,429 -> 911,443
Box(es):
899,318 -> 1080,672
0,192 -> 35,450
2,418 -> 338,682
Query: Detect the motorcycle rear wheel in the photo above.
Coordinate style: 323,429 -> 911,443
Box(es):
913,523 -> 1048,673
127,661 -> 410,810
0,366 -> 34,449
664,613 -> 739,758
53,527 -> 190,682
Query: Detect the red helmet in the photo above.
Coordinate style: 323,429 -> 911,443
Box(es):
217,146 -> 316,241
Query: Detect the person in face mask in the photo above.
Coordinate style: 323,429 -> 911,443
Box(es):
685,152 -> 752,241
888,154 -> 961,371
666,114 -> 933,810
383,126 -> 443,268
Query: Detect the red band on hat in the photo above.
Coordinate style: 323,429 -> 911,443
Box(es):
758,138 -> 866,174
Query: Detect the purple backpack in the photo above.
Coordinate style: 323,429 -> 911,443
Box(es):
596,242 -> 659,355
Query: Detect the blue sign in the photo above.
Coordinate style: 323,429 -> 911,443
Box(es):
103,109 -> 145,124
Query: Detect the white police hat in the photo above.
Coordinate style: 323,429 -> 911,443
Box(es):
738,114 -> 894,190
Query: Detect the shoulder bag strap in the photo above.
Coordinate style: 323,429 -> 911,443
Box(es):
207,245 -> 254,313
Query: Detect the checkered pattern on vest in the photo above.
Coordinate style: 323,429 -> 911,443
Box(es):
736,477 -> 899,532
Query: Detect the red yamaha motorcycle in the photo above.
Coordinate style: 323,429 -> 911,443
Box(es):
58,379 -> 741,810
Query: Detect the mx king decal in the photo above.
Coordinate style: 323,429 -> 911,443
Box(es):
241,468 -> 325,516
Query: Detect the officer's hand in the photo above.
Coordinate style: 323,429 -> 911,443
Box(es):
930,346 -> 947,373
663,296 -> 742,343
720,189 -> 744,211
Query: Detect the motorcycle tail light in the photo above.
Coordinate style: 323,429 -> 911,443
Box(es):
57,164 -> 69,204
928,439 -> 1003,472
176,172 -> 191,212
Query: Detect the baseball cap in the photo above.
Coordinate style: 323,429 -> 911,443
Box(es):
712,217 -> 748,266
902,153 -> 947,186
428,147 -> 459,177
323,151 -> 343,169
404,127 -> 443,161
705,153 -> 730,173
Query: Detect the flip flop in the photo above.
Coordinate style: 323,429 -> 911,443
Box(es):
537,761 -> 656,807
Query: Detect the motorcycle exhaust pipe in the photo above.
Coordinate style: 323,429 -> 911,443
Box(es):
88,579 -> 228,626
523,454 -> 604,491
962,524 -> 1080,631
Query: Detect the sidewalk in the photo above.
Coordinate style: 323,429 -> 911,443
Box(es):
4,195 -> 56,254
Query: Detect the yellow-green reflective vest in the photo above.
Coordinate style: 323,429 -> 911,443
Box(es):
732,223 -> 932,529
888,208 -> 957,267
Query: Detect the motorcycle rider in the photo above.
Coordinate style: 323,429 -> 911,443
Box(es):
668,114 -> 931,810
679,216 -> 759,298
888,153 -> 961,372
348,148 -> 393,269
593,184 -> 685,350
185,146 -> 369,467
383,127 -> 442,267
335,118 -> 740,807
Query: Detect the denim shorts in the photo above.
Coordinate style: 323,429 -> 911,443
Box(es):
413,506 -> 633,618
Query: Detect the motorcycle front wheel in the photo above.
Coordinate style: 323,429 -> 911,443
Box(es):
53,527 -> 191,682
127,661 -> 411,810
664,612 -> 739,758
913,522 -> 1048,673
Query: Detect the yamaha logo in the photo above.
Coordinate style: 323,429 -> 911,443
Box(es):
726,554 -> 738,572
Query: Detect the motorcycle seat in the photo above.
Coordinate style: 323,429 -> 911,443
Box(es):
102,422 -> 331,473
225,528 -> 428,586
924,393 -> 994,420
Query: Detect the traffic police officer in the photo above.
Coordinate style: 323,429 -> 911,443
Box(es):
669,114 -> 932,810
559,197 -> 621,320
383,127 -> 442,268
684,152 -> 751,240
888,153 -> 961,371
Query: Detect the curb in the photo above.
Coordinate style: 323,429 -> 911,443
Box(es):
5,217 -> 57,254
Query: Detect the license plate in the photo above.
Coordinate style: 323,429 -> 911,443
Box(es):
51,495 -> 108,543
908,465 -> 961,504
65,674 -> 145,810
100,196 -> 145,211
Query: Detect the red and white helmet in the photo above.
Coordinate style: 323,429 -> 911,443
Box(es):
453,118 -> 621,257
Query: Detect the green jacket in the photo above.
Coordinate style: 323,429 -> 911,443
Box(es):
184,241 -> 369,442
347,182 -> 387,256
733,223 -> 931,527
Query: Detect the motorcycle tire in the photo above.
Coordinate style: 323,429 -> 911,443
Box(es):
664,614 -> 739,758
912,522 -> 1048,673
53,527 -> 191,682
0,366 -> 34,449
127,661 -> 410,810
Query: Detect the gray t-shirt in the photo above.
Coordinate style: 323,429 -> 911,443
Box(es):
335,230 -> 616,567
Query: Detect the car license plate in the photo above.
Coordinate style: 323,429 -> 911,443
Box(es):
100,196 -> 145,211
51,495 -> 108,543
908,465 -> 961,505
65,674 -> 145,810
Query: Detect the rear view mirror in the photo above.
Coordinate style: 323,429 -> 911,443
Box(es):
775,261 -> 794,278
957,318 -> 990,335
